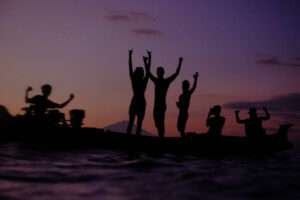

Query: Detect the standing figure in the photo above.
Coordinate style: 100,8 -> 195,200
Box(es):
235,107 -> 270,139
25,84 -> 74,117
126,49 -> 151,135
206,105 -> 225,137
147,57 -> 183,138
176,72 -> 198,137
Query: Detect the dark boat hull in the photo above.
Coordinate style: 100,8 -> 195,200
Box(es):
0,127 -> 293,155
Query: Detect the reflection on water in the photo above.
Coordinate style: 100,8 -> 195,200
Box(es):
0,143 -> 300,200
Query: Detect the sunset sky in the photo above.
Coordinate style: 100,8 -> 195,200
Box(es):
0,0 -> 299,136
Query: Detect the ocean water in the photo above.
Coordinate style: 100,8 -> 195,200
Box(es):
0,143 -> 300,200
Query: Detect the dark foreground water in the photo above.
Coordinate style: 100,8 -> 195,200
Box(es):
0,143 -> 300,200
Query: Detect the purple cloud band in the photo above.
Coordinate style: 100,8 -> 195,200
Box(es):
256,57 -> 300,68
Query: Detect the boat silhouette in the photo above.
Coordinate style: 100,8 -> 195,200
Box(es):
0,110 -> 293,155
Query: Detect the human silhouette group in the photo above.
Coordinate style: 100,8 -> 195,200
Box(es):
124,50 -> 275,139
0,49 -> 285,140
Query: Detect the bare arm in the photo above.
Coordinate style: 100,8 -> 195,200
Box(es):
143,50 -> 152,79
235,110 -> 246,124
145,53 -> 156,82
167,57 -> 183,82
25,86 -> 33,103
57,94 -> 74,108
206,111 -> 212,127
190,72 -> 198,94
128,49 -> 134,78
261,107 -> 270,121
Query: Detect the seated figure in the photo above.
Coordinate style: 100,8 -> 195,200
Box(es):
206,105 -> 225,136
235,107 -> 270,139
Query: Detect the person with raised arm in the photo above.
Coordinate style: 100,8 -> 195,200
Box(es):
126,49 -> 151,135
25,84 -> 74,116
176,72 -> 198,137
147,56 -> 183,138
235,107 -> 270,139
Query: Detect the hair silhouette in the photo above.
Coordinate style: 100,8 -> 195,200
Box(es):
126,50 -> 151,135
206,105 -> 225,136
235,107 -> 270,139
25,84 -> 74,117
147,56 -> 183,137
176,72 -> 198,137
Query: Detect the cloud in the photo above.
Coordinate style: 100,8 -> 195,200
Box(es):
105,10 -> 162,37
132,28 -> 163,37
224,93 -> 300,111
256,56 -> 300,68
105,14 -> 130,22
105,10 -> 155,23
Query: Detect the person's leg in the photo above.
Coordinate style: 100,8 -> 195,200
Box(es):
153,109 -> 160,135
136,111 -> 145,135
158,110 -> 166,138
135,100 -> 146,135
181,113 -> 188,137
127,103 -> 135,134
177,112 -> 184,137
154,108 -> 165,137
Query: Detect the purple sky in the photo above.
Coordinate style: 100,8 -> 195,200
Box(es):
0,0 -> 299,135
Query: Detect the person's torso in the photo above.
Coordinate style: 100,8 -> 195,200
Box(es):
154,79 -> 170,108
132,79 -> 147,99
208,117 -> 224,135
245,119 -> 263,134
31,95 -> 54,114
178,92 -> 191,111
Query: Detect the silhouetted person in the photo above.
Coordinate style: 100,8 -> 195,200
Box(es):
126,50 -> 151,135
176,72 -> 198,137
206,105 -> 225,137
25,84 -> 74,117
147,57 -> 183,137
235,107 -> 270,139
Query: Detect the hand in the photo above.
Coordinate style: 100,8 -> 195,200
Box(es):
146,50 -> 152,55
143,56 -> 149,63
179,57 -> 183,63
129,49 -> 133,54
26,86 -> 33,92
70,93 -> 75,99
193,72 -> 199,79
235,110 -> 240,114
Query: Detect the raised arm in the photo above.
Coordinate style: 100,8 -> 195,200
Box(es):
146,50 -> 151,69
145,52 -> 156,82
190,72 -> 198,94
261,107 -> 271,121
235,110 -> 246,124
128,49 -> 134,78
57,94 -> 74,108
143,50 -> 152,78
25,86 -> 33,103
167,57 -> 183,82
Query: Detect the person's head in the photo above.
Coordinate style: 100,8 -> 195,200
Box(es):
157,67 -> 165,79
248,107 -> 257,119
211,105 -> 221,116
133,67 -> 144,80
182,80 -> 190,92
41,84 -> 52,97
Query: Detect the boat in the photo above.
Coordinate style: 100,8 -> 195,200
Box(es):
0,120 -> 294,155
